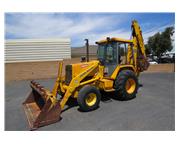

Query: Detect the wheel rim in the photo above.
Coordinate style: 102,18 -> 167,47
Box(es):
125,78 -> 136,94
85,93 -> 97,106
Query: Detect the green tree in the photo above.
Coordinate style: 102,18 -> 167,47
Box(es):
145,44 -> 151,55
146,26 -> 174,59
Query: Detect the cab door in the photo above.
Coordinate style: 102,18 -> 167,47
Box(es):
103,42 -> 119,77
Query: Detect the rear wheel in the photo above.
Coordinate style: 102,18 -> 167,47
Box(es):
114,70 -> 138,100
77,85 -> 101,111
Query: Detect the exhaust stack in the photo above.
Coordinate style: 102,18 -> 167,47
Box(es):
85,39 -> 89,62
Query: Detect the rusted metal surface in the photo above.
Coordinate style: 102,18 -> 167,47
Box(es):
22,81 -> 61,130
137,56 -> 150,72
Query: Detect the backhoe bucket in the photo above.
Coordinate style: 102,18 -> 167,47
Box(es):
22,81 -> 61,130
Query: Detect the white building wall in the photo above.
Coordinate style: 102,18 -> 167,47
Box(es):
5,38 -> 71,63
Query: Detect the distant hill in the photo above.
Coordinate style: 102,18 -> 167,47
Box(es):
71,45 -> 98,57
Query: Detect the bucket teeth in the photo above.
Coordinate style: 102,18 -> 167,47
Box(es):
30,81 -> 47,100
30,80 -> 34,84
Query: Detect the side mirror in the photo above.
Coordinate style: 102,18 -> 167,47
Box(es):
81,56 -> 86,62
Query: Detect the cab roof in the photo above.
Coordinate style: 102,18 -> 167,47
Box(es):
96,37 -> 133,44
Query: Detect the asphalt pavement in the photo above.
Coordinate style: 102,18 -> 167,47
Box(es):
5,73 -> 175,131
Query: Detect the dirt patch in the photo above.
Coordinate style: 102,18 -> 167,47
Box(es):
5,57 -> 95,82
144,64 -> 175,73
5,58 -> 175,82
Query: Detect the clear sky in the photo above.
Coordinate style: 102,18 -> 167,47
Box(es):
5,13 -> 175,50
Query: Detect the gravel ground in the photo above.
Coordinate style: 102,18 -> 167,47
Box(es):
5,73 -> 175,131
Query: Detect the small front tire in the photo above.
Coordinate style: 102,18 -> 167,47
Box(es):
77,85 -> 101,111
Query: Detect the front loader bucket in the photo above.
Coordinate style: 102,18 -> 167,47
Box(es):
22,81 -> 61,130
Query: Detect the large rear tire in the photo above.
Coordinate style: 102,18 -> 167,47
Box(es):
77,85 -> 101,111
114,70 -> 138,100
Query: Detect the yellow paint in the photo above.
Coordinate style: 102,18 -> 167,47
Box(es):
85,93 -> 97,106
71,60 -> 99,79
96,37 -> 133,44
125,78 -> 136,94
73,90 -> 79,98
111,65 -> 136,80
60,61 -> 100,109
99,79 -> 114,90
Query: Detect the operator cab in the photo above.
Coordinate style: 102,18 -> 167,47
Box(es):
96,37 -> 133,76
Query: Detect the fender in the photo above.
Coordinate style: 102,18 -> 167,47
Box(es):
110,65 -> 136,80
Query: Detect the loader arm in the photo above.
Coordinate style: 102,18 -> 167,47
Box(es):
51,61 -> 63,97
60,61 -> 100,109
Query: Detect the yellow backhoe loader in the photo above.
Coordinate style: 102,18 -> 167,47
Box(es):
22,20 -> 149,130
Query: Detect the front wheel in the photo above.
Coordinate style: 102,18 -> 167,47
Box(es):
114,70 -> 138,100
77,85 -> 101,111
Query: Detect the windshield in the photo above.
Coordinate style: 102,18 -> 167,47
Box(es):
97,42 -> 118,64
